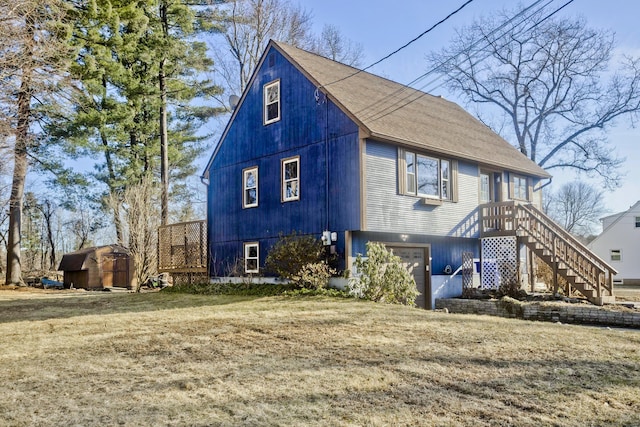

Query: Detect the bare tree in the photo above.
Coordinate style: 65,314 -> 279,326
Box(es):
428,5 -> 640,187
211,0 -> 314,98
0,0 -> 72,285
211,0 -> 362,107
545,181 -> 606,237
108,175 -> 160,290
309,24 -> 363,66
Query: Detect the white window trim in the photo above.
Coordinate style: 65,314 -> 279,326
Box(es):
244,242 -> 259,273
243,166 -> 258,209
281,156 -> 300,202
610,249 -> 622,262
264,80 -> 280,125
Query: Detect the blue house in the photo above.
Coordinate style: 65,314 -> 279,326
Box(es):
202,40 -> 616,308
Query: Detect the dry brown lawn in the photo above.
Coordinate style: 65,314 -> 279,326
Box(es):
0,288 -> 639,426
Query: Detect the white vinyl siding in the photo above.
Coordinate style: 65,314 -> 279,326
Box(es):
588,202 -> 640,283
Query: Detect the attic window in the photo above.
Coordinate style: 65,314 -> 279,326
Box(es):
635,216 -> 640,228
264,80 -> 280,124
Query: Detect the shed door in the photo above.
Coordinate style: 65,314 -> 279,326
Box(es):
103,254 -> 129,288
388,246 -> 430,309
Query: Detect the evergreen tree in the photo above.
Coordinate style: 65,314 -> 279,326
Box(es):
54,0 -> 222,242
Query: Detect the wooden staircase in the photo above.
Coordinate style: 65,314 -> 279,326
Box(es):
480,202 -> 617,305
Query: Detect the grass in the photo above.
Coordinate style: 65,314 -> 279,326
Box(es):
0,288 -> 639,426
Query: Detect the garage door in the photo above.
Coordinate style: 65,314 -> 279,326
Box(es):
388,246 -> 430,309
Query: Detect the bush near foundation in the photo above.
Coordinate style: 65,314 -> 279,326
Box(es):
348,242 -> 419,306
265,232 -> 335,288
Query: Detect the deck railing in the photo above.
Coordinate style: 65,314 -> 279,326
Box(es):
480,201 -> 616,300
158,220 -> 207,274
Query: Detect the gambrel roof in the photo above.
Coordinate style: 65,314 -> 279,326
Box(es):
205,40 -> 550,179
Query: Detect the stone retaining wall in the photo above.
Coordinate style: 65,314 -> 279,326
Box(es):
435,298 -> 640,328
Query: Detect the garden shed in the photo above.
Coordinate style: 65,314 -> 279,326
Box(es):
58,245 -> 135,290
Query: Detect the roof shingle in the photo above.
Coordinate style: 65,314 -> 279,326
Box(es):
274,41 -> 550,178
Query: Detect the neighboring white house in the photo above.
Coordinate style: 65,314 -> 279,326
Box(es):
588,201 -> 640,285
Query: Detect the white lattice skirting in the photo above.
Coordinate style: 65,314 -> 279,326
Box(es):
481,236 -> 518,289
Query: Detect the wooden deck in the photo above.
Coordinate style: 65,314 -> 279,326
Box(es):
158,220 -> 207,275
480,201 -> 616,305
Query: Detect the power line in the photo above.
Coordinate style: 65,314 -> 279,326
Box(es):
355,0 -> 553,122
363,0 -> 576,124
316,0 -> 476,92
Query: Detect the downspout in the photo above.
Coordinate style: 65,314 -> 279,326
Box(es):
200,173 -> 210,279
325,97 -> 330,233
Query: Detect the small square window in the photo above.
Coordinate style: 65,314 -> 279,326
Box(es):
610,249 -> 621,262
244,242 -> 259,273
243,167 -> 258,208
264,80 -> 280,124
282,156 -> 299,202
635,216 -> 640,228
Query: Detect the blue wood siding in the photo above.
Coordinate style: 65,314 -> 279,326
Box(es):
207,47 -> 360,274
364,140 -> 481,238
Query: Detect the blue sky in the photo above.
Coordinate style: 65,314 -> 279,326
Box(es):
308,0 -> 640,217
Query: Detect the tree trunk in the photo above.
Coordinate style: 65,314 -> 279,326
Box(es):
42,201 -> 56,270
159,59 -> 169,226
100,76 -> 123,244
159,0 -> 169,226
6,77 -> 31,286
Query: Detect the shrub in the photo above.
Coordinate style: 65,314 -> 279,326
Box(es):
347,242 -> 419,306
291,262 -> 336,290
264,232 -> 329,287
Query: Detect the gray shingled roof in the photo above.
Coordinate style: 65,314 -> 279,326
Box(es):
274,41 -> 550,179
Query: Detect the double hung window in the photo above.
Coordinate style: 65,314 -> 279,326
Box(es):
243,167 -> 258,208
282,156 -> 299,202
264,80 -> 280,124
244,242 -> 259,273
512,175 -> 528,200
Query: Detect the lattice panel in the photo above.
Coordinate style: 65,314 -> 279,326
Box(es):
158,220 -> 207,272
461,251 -> 474,290
481,237 -> 517,289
